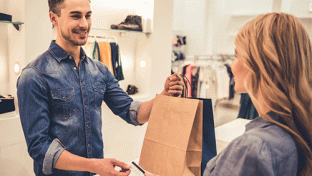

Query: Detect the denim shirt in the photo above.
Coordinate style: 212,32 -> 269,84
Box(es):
17,41 -> 142,176
204,112 -> 298,176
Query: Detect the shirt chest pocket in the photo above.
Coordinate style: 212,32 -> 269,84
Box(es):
51,88 -> 77,120
93,84 -> 106,111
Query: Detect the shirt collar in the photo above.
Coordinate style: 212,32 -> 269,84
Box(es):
48,40 -> 88,63
245,111 -> 283,131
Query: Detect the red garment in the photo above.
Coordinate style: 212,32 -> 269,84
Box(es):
185,64 -> 193,97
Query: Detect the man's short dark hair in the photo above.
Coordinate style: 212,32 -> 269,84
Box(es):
48,0 -> 65,16
48,0 -> 91,16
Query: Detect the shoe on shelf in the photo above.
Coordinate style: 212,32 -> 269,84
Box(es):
111,15 -> 142,32
111,15 -> 132,29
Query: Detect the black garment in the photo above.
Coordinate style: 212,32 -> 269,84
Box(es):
191,68 -> 199,98
93,41 -> 100,61
224,64 -> 235,100
181,65 -> 189,98
172,51 -> 185,61
0,96 -> 15,114
110,43 -> 124,81
237,93 -> 259,120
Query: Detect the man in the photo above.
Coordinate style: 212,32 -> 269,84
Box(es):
17,0 -> 183,175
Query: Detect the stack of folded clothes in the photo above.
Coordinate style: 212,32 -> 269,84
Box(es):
0,12 -> 12,22
0,95 -> 15,114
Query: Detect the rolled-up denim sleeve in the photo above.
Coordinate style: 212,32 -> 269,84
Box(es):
42,139 -> 65,175
129,101 -> 143,125
17,67 -> 65,175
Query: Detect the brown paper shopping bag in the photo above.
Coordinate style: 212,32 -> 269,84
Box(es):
139,94 -> 203,176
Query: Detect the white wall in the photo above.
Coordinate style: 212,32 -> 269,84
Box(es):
150,0 -> 174,95
0,115 -> 33,176
175,0 -> 312,56
0,25 -> 9,96
0,0 -> 51,104
284,0 -> 312,17
25,0 -> 51,64
0,0 -> 10,96
7,0 -> 26,102
205,0 -> 273,55
1,1 -> 34,175
173,0 -> 208,56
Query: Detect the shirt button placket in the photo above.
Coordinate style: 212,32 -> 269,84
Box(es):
79,64 -> 92,158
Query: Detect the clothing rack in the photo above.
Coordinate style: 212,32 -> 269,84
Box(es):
88,35 -> 118,45
182,54 -> 237,109
183,55 -> 235,68
190,54 -> 235,62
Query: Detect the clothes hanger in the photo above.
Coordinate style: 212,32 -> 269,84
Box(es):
92,35 -> 118,45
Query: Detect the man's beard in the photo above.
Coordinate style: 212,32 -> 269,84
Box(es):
61,29 -> 89,46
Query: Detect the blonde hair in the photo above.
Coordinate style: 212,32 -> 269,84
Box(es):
235,13 -> 312,175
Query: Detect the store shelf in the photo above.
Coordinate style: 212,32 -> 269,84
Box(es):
0,21 -> 24,31
91,28 -> 152,35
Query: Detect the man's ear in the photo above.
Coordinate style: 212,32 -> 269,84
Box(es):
49,12 -> 57,26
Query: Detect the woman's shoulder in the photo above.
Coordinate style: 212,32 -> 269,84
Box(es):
245,117 -> 297,154
204,118 -> 298,176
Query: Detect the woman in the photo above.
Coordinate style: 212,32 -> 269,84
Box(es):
203,13 -> 312,176
146,12 -> 311,176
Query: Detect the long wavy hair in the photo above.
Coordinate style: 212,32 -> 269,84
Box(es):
235,13 -> 312,175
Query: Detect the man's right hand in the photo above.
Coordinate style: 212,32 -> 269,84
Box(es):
90,158 -> 131,176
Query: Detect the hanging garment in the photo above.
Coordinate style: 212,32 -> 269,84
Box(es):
224,64 -> 235,100
191,67 -> 200,98
185,64 -> 193,98
98,41 -> 114,74
197,67 -> 203,98
181,64 -> 188,98
198,65 -> 215,101
199,64 -> 217,106
93,41 -> 100,61
216,63 -> 230,100
110,42 -> 124,81
237,93 -> 259,120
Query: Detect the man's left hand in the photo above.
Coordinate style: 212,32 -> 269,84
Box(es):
161,73 -> 184,97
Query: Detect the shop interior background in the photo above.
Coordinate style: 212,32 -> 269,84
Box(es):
1,0 -> 312,175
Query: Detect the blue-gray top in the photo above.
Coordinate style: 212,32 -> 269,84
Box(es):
204,112 -> 298,176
